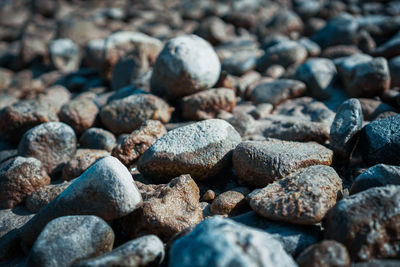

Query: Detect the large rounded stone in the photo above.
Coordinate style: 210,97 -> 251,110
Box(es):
233,139 -> 333,188
150,34 -> 221,100
137,119 -> 241,182
18,122 -> 77,176
27,215 -> 114,267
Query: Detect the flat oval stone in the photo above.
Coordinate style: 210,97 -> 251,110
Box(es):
250,79 -> 306,105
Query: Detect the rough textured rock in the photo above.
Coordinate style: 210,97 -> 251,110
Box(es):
250,79 -> 306,105
359,114 -> 400,166
296,240 -> 351,267
18,122 -> 77,176
100,94 -> 172,135
0,156 -> 49,209
210,188 -> 250,216
169,217 -> 297,267
27,215 -> 114,267
138,119 -> 241,182
20,156 -> 142,247
181,88 -> 236,120
61,149 -> 109,180
233,140 -> 333,188
151,34 -> 221,100
249,165 -> 342,225
58,98 -> 99,135
324,185 -> 400,261
350,164 -> 400,195
112,120 -> 166,166
74,235 -> 165,267
120,174 -> 202,242
330,98 -> 363,162
25,181 -> 72,212
79,128 -> 116,152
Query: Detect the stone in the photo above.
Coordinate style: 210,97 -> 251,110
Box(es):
25,181 -> 72,212
18,122 -> 77,176
389,55 -> 400,87
0,99 -> 59,142
27,215 -> 114,267
210,188 -> 249,216
181,88 -> 236,120
194,16 -> 232,45
298,38 -> 321,57
120,174 -> 202,242
221,51 -> 257,76
249,165 -> 342,225
57,18 -> 106,47
322,45 -> 362,59
232,211 -> 321,256
20,156 -> 142,247
100,94 -> 172,135
0,156 -> 50,209
257,40 -> 307,71
233,140 -> 333,188
227,112 -> 257,137
74,235 -> 165,267
79,128 -> 116,152
330,98 -> 363,162
250,103 -> 273,119
202,190 -> 215,202
0,93 -> 17,110
49,39 -> 80,73
111,120 -> 166,166
296,240 -> 351,267
138,119 -> 241,182
150,34 -> 221,100
58,98 -> 99,136
359,98 -> 398,121
350,164 -> 400,195
295,58 -> 337,100
169,217 -> 297,267
324,185 -> 400,261
359,114 -> 400,166
61,149 -> 109,180
250,79 -> 306,106
373,30 -> 400,59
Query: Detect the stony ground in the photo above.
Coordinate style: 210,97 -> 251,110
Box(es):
0,0 -> 400,266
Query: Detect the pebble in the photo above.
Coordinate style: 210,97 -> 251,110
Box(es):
324,185 -> 400,261
120,174 -> 202,242
250,79 -> 306,105
358,98 -> 397,121
169,216 -> 297,267
233,139 -> 333,188
389,55 -> 400,87
150,34 -> 221,100
79,128 -> 116,152
194,16 -> 232,45
373,30 -> 400,59
221,51 -> 257,76
74,235 -> 165,267
0,156 -> 50,208
138,119 -> 241,182
181,88 -> 236,120
49,38 -> 81,73
100,94 -> 172,135
249,165 -> 342,225
202,189 -> 216,202
210,188 -> 250,216
27,215 -> 114,267
25,181 -> 72,212
20,156 -> 142,247
18,122 -> 77,176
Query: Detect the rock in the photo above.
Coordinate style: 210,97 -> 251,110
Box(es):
61,149 -> 109,180
27,215 -> 114,267
389,55 -> 400,87
324,185 -> 400,261
120,174 -> 202,242
232,211 -> 322,256
181,88 -> 236,120
20,156 -> 142,247
79,128 -> 116,152
322,45 -> 362,59
295,58 -> 337,100
49,39 -> 80,73
169,216 -> 297,267
111,120 -> 166,166
150,34 -> 221,100
227,112 -> 257,137
74,235 -> 165,267
100,94 -> 172,135
296,240 -> 351,267
25,181 -> 72,212
0,99 -> 59,142
350,164 -> 400,195
359,98 -> 398,121
202,189 -> 216,202
210,188 -> 249,216
351,260 -> 400,267
194,16 -> 232,45
249,165 -> 342,225
57,18 -> 106,47
298,38 -> 321,57
0,93 -> 17,110
18,122 -> 77,176
257,9 -> 303,37
0,156 -> 50,208
330,98 -> 363,162
257,40 -> 307,71
233,140 -> 333,188
250,103 -> 273,119
250,79 -> 306,105
58,98 -> 99,136
221,51 -> 257,76
138,119 -> 241,182
359,114 -> 400,166
373,30 -> 400,59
